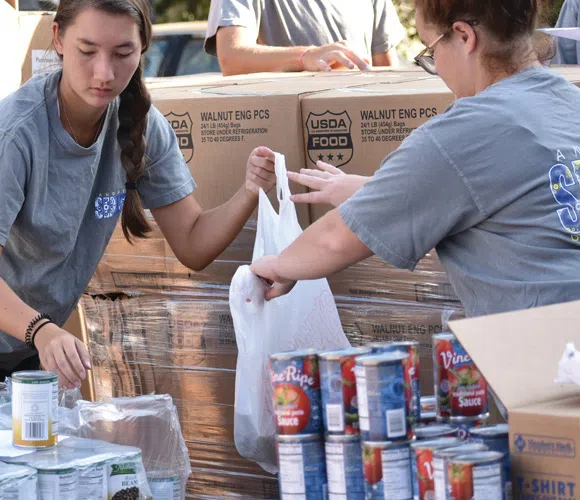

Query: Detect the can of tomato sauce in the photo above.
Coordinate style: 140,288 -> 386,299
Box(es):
410,437 -> 461,500
469,424 -> 511,499
277,434 -> 327,500
319,347 -> 372,435
446,414 -> 489,441
361,440 -> 414,500
355,352 -> 413,442
446,451 -> 505,500
325,434 -> 364,499
370,341 -> 421,427
12,371 -> 59,448
433,333 -> 488,419
270,349 -> 322,435
432,443 -> 488,500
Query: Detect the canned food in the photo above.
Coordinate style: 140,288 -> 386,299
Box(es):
147,472 -> 184,500
415,423 -> 458,441
362,440 -> 414,500
446,415 -> 489,441
0,463 -> 38,499
421,396 -> 436,414
447,451 -> 505,500
469,424 -> 511,498
271,350 -> 322,435
433,443 -> 488,500
355,352 -> 412,442
325,434 -> 364,499
277,434 -> 326,500
411,437 -> 461,500
433,334 -> 488,419
5,448 -> 79,500
370,341 -> 421,426
12,371 -> 59,448
107,451 -> 146,500
319,347 -> 371,435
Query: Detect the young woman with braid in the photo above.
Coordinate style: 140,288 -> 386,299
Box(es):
0,0 -> 276,388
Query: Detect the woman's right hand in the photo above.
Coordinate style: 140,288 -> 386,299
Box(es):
34,323 -> 91,390
288,161 -> 371,207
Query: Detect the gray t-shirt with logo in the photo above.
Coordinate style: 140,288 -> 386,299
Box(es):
205,0 -> 405,61
340,66 -> 580,317
0,70 -> 195,368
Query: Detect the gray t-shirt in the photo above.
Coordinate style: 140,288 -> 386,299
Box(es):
340,66 -> 580,317
553,0 -> 580,65
205,0 -> 405,60
0,70 -> 195,368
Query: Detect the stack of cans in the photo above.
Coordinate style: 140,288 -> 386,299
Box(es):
270,349 -> 327,500
270,340 -> 511,500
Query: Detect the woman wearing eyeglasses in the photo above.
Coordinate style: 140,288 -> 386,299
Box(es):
251,0 -> 580,316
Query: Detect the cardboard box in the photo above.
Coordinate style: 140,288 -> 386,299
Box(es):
328,252 -> 460,306
449,300 -> 580,499
300,80 -> 455,221
150,84 -> 313,228
19,12 -> 59,84
0,2 -> 21,98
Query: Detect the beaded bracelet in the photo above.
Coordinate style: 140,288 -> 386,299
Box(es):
25,313 -> 53,350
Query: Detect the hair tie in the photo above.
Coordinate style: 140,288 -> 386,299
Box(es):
125,181 -> 137,190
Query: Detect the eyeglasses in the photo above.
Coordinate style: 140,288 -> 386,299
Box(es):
414,20 -> 479,76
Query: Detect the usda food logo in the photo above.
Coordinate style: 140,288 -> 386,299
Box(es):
306,111 -> 353,168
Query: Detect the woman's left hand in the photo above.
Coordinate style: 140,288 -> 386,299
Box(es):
245,147 -> 276,196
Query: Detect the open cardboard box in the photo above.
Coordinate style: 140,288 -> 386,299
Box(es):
449,300 -> 580,499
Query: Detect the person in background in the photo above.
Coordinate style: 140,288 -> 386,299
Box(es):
0,0 -> 276,388
204,0 -> 406,75
552,0 -> 580,64
251,0 -> 580,316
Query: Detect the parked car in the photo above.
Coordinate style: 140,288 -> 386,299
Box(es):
143,21 -> 221,78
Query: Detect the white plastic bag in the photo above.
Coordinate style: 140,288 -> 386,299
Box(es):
555,343 -> 580,385
230,153 -> 351,473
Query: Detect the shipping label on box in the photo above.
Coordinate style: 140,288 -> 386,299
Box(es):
301,81 -> 455,221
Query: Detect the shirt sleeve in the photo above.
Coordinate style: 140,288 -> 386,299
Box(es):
371,0 -> 406,54
553,0 -> 580,64
137,105 -> 196,210
339,127 -> 486,270
204,0 -> 261,57
0,134 -> 27,247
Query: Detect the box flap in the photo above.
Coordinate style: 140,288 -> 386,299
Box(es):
449,300 -> 580,411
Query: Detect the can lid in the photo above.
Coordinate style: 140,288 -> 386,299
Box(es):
433,332 -> 455,341
355,351 -> 409,366
451,451 -> 505,464
363,439 -> 415,450
445,414 -> 490,423
369,341 -> 419,350
433,443 -> 488,459
12,370 -> 58,382
270,349 -> 318,361
469,424 -> 509,438
319,347 -> 372,360
277,434 -> 322,443
415,424 -> 458,439
410,437 -> 461,450
325,434 -> 360,443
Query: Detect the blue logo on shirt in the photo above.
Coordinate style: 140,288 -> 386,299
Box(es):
549,159 -> 580,242
95,192 -> 126,219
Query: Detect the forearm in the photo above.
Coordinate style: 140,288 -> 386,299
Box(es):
274,209 -> 372,280
220,44 -> 308,75
0,277 -> 39,343
184,187 -> 258,270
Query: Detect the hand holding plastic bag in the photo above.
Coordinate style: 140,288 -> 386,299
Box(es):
229,153 -> 351,473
